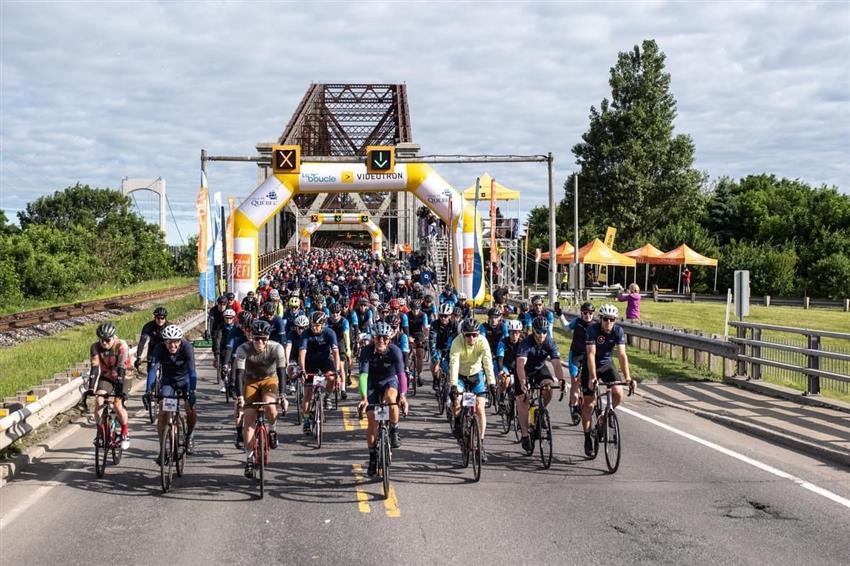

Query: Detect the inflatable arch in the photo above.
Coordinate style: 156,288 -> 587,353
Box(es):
232,162 -> 487,304
300,213 -> 383,258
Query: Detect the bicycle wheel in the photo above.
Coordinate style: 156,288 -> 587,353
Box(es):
257,428 -> 266,499
470,416 -> 482,482
539,408 -> 553,470
409,368 -> 417,398
160,425 -> 174,492
512,398 -> 521,442
460,413 -> 470,468
175,414 -> 186,477
149,378 -> 161,424
94,413 -> 107,478
604,410 -> 621,474
379,427 -> 390,500
315,396 -> 324,449
111,417 -> 123,466
295,381 -> 304,424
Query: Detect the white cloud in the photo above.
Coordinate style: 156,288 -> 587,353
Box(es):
1,1 -> 847,243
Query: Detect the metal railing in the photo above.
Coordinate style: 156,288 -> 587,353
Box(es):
258,249 -> 288,276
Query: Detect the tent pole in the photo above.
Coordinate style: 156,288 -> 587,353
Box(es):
677,264 -> 682,294
714,266 -> 718,293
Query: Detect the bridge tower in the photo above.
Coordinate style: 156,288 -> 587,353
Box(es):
254,83 -> 418,255
121,177 -> 166,237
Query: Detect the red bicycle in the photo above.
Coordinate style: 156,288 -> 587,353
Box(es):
85,391 -> 124,478
249,400 -> 279,499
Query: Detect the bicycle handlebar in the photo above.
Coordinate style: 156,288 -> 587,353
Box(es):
596,380 -> 635,397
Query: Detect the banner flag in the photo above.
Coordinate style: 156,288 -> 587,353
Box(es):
226,196 -> 236,265
196,172 -> 216,300
213,192 -> 223,266
604,226 -> 617,249
535,248 -> 542,263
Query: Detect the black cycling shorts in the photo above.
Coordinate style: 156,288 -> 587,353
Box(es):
515,365 -> 554,396
580,362 -> 620,396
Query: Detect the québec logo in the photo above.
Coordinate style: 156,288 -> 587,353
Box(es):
250,190 -> 279,207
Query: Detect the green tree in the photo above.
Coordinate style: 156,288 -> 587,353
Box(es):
571,40 -> 706,239
807,254 -> 850,300
172,235 -> 199,276
17,183 -> 131,230
0,210 -> 19,235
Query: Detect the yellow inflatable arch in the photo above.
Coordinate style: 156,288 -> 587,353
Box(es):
233,162 -> 487,305
300,213 -> 383,258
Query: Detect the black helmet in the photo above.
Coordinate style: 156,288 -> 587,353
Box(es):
385,313 -> 401,327
410,299 -> 422,310
216,295 -> 228,305
460,318 -> 479,334
580,302 -> 595,313
330,302 -> 342,314
153,306 -> 168,318
96,322 -> 116,340
251,320 -> 272,337
487,307 -> 502,318
423,295 -> 433,303
239,311 -> 254,328
310,311 -> 327,326
532,316 -> 549,334
531,295 -> 543,306
226,291 -> 236,300
262,302 -> 277,315
519,301 -> 529,311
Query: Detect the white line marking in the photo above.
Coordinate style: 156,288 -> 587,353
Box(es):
620,407 -> 850,510
0,469 -> 74,530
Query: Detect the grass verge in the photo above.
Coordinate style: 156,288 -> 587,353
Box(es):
0,295 -> 202,399
0,276 -> 195,315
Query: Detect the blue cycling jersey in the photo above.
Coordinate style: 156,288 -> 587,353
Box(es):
516,334 -> 561,374
359,343 -> 405,382
147,339 -> 197,391
585,322 -> 626,366
299,327 -> 339,367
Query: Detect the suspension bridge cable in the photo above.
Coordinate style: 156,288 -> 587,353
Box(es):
165,193 -> 186,245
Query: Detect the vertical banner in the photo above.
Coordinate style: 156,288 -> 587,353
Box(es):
534,248 -> 542,263
213,192 -> 223,266
604,226 -> 617,249
489,176 -> 498,265
226,196 -> 236,265
196,173 -> 215,301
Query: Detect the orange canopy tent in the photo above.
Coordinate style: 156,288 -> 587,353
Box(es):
561,239 -> 636,266
652,244 -> 719,292
624,243 -> 666,291
540,240 -> 575,261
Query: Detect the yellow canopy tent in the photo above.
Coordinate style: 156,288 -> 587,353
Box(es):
653,244 -> 719,292
624,243 -> 666,291
540,240 -> 575,260
562,239 -> 636,266
462,173 -> 521,201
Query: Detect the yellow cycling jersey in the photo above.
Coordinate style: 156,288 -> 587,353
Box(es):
448,334 -> 495,387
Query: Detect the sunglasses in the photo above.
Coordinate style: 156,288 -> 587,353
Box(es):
374,335 -> 389,341
602,317 -> 616,322
581,311 -> 594,315
155,316 -> 166,320
100,338 -> 113,344
253,337 -> 269,343
464,332 -> 479,338
166,339 -> 181,346
533,329 -> 548,335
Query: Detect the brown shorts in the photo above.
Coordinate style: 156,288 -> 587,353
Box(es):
243,376 -> 278,405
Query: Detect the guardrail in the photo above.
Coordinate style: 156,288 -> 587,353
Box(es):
258,249 -> 288,276
0,311 -> 207,452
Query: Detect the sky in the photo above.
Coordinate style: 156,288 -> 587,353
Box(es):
1,1 -> 848,244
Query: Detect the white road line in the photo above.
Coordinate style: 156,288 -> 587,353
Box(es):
0,469 -> 74,530
620,406 -> 850,510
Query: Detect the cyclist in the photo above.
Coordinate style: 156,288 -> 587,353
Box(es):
407,299 -> 429,388
225,291 -> 242,316
87,322 -> 130,449
495,319 -> 524,409
328,303 -> 352,398
208,295 -> 227,352
213,308 -> 238,392
266,289 -> 284,317
350,297 -> 374,346
134,306 -> 169,371
356,321 -> 409,476
429,302 -> 457,389
235,320 -> 287,478
439,283 -> 457,306
481,307 -> 507,367
515,315 -> 566,454
421,294 -> 436,321
145,325 -> 198,456
524,296 -> 554,334
581,304 -> 634,457
283,295 -> 304,332
298,311 -> 341,433
454,292 -> 472,318
241,291 -> 260,317
449,318 -> 496,460
385,313 -> 410,373
230,311 -> 255,448
555,301 -> 596,425
517,301 -> 530,333
387,298 -> 409,335
259,301 -> 286,344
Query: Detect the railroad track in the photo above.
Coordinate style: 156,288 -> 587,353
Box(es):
0,285 -> 198,332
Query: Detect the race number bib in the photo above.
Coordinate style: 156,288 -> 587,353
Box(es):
462,392 -> 476,407
313,374 -> 326,388
162,397 -> 178,412
375,405 -> 390,422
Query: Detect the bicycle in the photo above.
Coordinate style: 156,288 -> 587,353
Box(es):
248,399 -> 279,499
158,392 -> 188,493
456,389 -> 485,482
589,380 -> 633,473
306,371 -> 335,448
360,402 -> 399,500
288,363 -> 304,424
85,391 -> 124,478
145,365 -> 161,425
221,362 -> 233,403
525,381 -> 566,470
497,373 -> 517,438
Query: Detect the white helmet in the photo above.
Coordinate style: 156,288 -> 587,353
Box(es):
598,304 -> 619,319
507,319 -> 523,332
332,285 -> 339,292
161,325 -> 184,340
358,332 -> 372,344
294,315 -> 310,328
269,289 -> 280,300
223,308 -> 236,318
385,282 -> 392,290
458,292 -> 467,300
397,298 -> 406,307
438,303 -> 454,315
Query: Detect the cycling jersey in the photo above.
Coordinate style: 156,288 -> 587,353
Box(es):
421,303 -> 436,319
147,339 -> 197,390
234,341 -> 286,379
390,331 -> 410,353
429,319 -> 457,354
496,336 -> 521,374
516,334 -> 561,375
568,317 -> 592,354
284,328 -> 306,363
351,308 -> 373,334
137,320 -> 167,361
407,311 -> 429,339
328,316 -> 351,357
448,334 -> 495,387
299,327 -> 339,369
585,322 -> 626,366
522,309 -> 554,334
358,343 -> 407,402
480,320 -> 508,356
439,292 -> 457,306
283,307 -> 305,332
90,339 -> 130,381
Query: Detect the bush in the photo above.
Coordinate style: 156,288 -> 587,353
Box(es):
718,241 -> 798,297
807,254 -> 850,300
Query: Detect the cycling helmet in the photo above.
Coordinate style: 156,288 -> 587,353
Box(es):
389,298 -> 400,310
216,295 -> 228,305
332,285 -> 339,293
520,301 -> 529,311
458,292 -> 467,300
397,298 -> 407,307
358,332 -> 372,344
460,318 -> 479,334
487,307 -> 502,318
370,293 -> 380,301
96,322 -> 116,340
330,302 -> 342,314
161,324 -> 184,340
531,295 -> 543,306
507,319 -> 524,332
223,308 -> 237,318
598,304 -> 619,319
262,302 -> 277,315
580,302 -> 595,313
532,316 -> 549,334
239,311 -> 254,327
410,299 -> 422,310
310,311 -> 327,326
288,297 -> 300,308
398,280 -> 406,287
153,306 -> 168,318
269,289 -> 280,300
226,292 -> 235,300
438,303 -> 454,316
385,282 -> 393,290
452,305 -> 463,316
373,321 -> 392,337
385,313 -> 401,327
413,282 -> 422,290
251,320 -> 272,337
358,297 -> 369,306
444,283 -> 453,292
295,315 -> 310,328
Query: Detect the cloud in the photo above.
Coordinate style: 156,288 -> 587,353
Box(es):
1,1 -> 847,243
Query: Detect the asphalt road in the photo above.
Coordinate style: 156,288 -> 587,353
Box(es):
2,349 -> 849,566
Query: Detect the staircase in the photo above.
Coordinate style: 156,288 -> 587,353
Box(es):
427,235 -> 450,289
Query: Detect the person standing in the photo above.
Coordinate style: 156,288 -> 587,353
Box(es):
616,283 -> 642,321
682,267 -> 692,294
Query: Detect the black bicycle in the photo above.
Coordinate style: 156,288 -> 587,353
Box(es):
589,380 -> 633,473
157,392 -> 188,493
361,402 -> 399,499
525,381 -> 565,470
457,390 -> 485,482
146,366 -> 161,424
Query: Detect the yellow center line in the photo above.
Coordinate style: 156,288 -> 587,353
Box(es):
351,464 -> 371,514
340,406 -> 355,431
383,484 -> 401,518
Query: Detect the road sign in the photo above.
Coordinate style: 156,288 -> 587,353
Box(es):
271,144 -> 301,174
734,270 -> 750,318
366,146 -> 395,175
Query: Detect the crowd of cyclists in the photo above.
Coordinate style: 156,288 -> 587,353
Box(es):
85,247 -> 634,481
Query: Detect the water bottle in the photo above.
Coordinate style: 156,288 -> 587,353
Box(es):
529,405 -> 537,427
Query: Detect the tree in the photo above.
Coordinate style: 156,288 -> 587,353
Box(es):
17,183 -> 131,230
0,210 -> 19,235
571,40 -> 706,239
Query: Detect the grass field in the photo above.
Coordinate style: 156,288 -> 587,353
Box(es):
0,295 -> 202,399
0,276 -> 195,315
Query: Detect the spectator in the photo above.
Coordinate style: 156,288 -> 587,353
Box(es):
617,283 -> 641,321
682,267 -> 692,294
649,266 -> 658,293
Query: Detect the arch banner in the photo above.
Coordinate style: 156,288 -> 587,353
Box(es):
300,212 -> 383,257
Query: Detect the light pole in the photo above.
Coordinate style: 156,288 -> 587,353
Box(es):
547,152 -> 557,306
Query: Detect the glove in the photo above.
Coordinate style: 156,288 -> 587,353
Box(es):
488,384 -> 497,400
203,330 -> 211,341
450,385 -> 459,401
553,302 -> 562,316
188,390 -> 197,406
134,358 -> 142,371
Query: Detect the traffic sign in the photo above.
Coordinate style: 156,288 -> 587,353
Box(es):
271,144 -> 301,174
366,145 -> 395,175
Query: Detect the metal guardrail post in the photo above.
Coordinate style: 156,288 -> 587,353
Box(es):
737,324 -> 747,377
751,327 -> 762,380
807,334 -> 821,395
